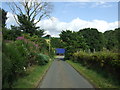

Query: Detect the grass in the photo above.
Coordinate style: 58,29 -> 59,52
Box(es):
67,60 -> 120,88
13,60 -> 52,88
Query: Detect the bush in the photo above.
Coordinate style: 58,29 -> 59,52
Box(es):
2,42 -> 26,88
36,53 -> 49,65
2,34 -> 54,88
72,51 -> 120,80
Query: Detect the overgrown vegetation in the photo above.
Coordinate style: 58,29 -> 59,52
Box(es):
2,34 -> 54,88
1,1 -> 120,88
1,6 -> 54,88
59,28 -> 120,87
59,28 -> 120,60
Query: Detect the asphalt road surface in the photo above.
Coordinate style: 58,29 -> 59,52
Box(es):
38,59 -> 94,88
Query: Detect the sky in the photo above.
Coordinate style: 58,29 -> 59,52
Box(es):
1,1 -> 119,37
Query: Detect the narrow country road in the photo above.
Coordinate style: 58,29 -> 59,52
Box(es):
38,59 -> 94,88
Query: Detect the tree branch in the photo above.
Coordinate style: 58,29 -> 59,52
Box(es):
7,2 -> 20,25
29,2 -> 42,17
13,2 -> 23,15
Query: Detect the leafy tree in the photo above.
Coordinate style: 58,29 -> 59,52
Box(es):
115,28 -> 120,51
104,28 -> 120,52
104,30 -> 118,51
50,37 -> 65,48
3,25 -> 22,40
17,14 -> 39,36
60,30 -> 88,59
7,1 -> 53,36
34,29 -> 44,37
79,28 -> 105,52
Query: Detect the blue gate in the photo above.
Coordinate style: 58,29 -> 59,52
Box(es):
56,48 -> 65,55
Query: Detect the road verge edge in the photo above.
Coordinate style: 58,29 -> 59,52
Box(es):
66,60 -> 97,88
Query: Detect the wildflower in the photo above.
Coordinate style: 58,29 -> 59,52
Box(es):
16,36 -> 24,40
35,44 -> 38,47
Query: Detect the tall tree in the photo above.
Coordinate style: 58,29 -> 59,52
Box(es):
60,30 -> 88,59
51,37 -> 65,48
79,28 -> 105,52
115,28 -> 120,51
104,30 -> 118,51
7,1 -> 53,36
60,30 -> 88,50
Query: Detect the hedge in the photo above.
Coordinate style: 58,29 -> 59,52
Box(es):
72,51 -> 120,80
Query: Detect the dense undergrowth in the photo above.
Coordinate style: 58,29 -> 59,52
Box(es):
2,34 -> 54,88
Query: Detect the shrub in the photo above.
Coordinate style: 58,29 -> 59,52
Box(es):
2,34 -> 53,88
36,53 -> 49,65
2,42 -> 26,88
72,51 -> 120,80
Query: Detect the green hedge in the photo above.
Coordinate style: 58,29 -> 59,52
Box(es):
72,51 -> 120,80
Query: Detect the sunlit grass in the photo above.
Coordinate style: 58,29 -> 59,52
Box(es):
67,60 -> 120,88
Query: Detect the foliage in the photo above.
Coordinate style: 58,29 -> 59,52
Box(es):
36,53 -> 49,65
115,28 -> 120,51
13,62 -> 52,88
104,29 -> 119,51
51,37 -> 65,48
2,42 -> 26,88
7,1 -> 53,37
79,28 -> 105,52
17,14 -> 39,36
2,34 -> 52,88
60,30 -> 88,59
3,26 -> 22,40
72,51 -> 120,81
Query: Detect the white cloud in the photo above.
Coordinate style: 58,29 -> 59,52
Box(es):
91,2 -> 113,8
6,12 -> 18,28
37,17 -> 118,37
65,2 -> 87,8
6,12 -> 118,37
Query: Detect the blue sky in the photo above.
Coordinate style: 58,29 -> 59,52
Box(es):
1,2 -> 119,37
1,2 -> 118,22
51,2 -> 118,22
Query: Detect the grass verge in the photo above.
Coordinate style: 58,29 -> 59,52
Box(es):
67,60 -> 120,88
13,60 -> 53,88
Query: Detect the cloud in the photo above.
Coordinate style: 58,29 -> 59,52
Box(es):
63,2 -> 113,9
91,2 -> 113,8
6,12 -> 18,28
65,2 -> 87,8
6,12 -> 118,37
37,17 -> 118,37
